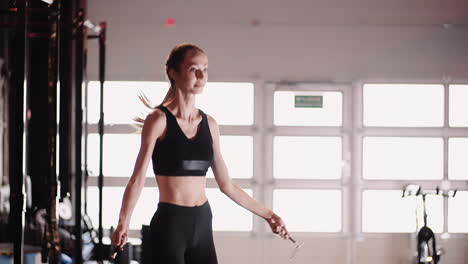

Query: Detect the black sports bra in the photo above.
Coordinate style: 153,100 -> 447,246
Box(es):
152,105 -> 213,176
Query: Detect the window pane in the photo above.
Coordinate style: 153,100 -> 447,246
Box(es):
449,138 -> 468,180
207,136 -> 253,179
449,85 -> 468,127
206,188 -> 252,231
88,81 -> 253,125
274,137 -> 342,179
274,91 -> 342,126
87,187 -> 159,230
87,134 -> 154,177
363,137 -> 443,180
87,81 -> 169,124
197,82 -> 254,125
449,191 -> 468,233
363,190 -> 443,233
273,190 -> 341,232
363,84 -> 444,127
87,187 -> 255,232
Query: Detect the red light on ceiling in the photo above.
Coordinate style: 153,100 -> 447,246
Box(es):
166,18 -> 176,27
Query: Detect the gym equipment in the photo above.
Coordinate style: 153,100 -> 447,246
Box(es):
288,236 -> 304,261
402,184 -> 457,264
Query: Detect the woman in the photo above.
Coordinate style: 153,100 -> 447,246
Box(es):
112,43 -> 289,263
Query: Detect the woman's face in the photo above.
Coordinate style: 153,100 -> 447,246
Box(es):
171,50 -> 208,95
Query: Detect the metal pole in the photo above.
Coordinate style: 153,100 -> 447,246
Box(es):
46,1 -> 61,262
8,0 -> 27,263
422,194 -> 428,227
97,21 -> 106,261
74,7 -> 85,264
58,0 -> 73,201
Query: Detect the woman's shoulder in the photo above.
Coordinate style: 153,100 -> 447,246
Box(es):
141,107 -> 167,136
204,113 -> 218,126
148,106 -> 166,119
204,113 -> 220,137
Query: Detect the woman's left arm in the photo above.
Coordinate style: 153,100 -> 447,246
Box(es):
207,115 -> 289,240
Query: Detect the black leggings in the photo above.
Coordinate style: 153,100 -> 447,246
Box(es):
148,200 -> 218,264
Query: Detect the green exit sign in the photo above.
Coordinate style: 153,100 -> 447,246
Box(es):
295,95 -> 323,108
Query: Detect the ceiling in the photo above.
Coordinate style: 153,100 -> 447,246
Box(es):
92,0 -> 468,28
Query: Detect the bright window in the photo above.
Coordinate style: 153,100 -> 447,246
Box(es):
274,137 -> 342,179
87,81 -> 169,124
449,85 -> 468,127
87,134 -> 154,177
448,191 -> 468,233
207,136 -> 253,179
197,82 -> 254,125
363,84 -> 444,127
363,137 -> 443,180
206,188 -> 253,231
448,138 -> 468,180
273,189 -> 342,232
274,91 -> 342,126
87,187 -> 254,232
362,190 -> 443,233
87,187 -> 159,230
87,81 -> 253,125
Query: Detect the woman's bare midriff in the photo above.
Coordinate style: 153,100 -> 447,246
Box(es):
156,175 -> 208,206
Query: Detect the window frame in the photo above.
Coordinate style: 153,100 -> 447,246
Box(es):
84,79 -> 468,240
85,80 -> 260,237
266,82 -> 351,237
357,79 -> 468,236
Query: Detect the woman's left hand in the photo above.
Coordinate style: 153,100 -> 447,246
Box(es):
265,212 -> 289,240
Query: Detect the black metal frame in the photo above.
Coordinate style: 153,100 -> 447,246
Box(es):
73,7 -> 85,264
45,0 -> 61,262
1,1 -> 107,263
82,18 -> 107,263
6,1 -> 27,264
96,21 -> 107,261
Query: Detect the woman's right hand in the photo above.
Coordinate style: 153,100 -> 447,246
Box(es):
265,212 -> 289,240
112,223 -> 129,250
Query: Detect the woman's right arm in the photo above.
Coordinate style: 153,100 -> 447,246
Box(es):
111,110 -> 164,248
